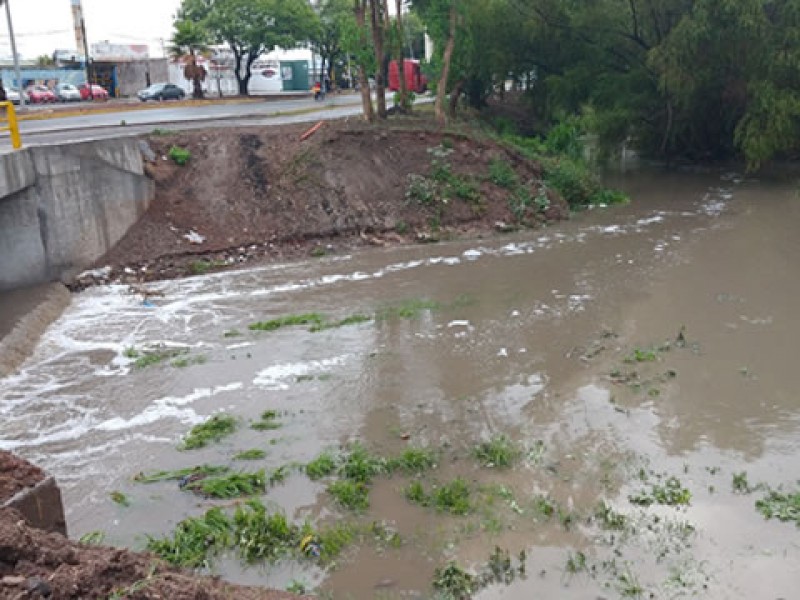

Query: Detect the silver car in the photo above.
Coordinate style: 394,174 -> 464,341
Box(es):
5,88 -> 27,105
55,83 -> 82,102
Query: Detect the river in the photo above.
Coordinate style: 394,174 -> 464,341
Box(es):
1,166 -> 798,599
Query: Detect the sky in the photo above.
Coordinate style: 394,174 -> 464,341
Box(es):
0,0 -> 182,60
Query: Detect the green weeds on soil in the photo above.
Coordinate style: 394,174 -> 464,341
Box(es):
183,470 -> 266,498
405,478 -> 472,515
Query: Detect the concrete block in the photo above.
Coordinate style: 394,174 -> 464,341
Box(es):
0,149 -> 35,199
2,476 -> 67,536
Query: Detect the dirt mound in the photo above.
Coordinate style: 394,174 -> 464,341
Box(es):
0,453 -> 44,504
0,507 -> 303,599
96,117 -> 567,282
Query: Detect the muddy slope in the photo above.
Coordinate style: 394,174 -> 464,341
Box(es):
98,118 -> 566,278
0,507 -> 304,600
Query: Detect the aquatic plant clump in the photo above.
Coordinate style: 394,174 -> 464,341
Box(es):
180,414 -> 237,450
183,470 -> 267,499
134,464 -> 229,483
473,435 -> 522,469
755,488 -> 800,525
146,507 -> 233,568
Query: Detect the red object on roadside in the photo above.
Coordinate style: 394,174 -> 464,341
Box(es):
388,59 -> 428,94
26,86 -> 57,104
78,84 -> 109,101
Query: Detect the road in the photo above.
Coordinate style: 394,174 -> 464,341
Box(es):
1,93 -> 382,150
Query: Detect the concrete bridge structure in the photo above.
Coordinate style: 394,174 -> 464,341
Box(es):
0,139 -> 153,291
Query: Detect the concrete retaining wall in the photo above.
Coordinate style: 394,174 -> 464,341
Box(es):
0,139 -> 153,291
2,476 -> 67,536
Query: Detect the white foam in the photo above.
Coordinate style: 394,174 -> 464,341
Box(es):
253,356 -> 349,390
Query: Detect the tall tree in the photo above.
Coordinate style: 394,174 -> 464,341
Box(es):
179,0 -> 317,96
169,19 -> 209,99
346,0 -> 375,121
368,0 -> 389,118
310,0 -> 353,88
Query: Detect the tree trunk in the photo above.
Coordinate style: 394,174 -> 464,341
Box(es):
369,0 -> 387,119
190,51 -> 204,99
395,0 -> 409,110
436,1 -> 458,126
354,1 -> 375,121
448,78 -> 465,118
232,47 -> 246,96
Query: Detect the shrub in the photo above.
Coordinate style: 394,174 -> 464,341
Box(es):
488,158 -> 518,188
168,145 -> 191,166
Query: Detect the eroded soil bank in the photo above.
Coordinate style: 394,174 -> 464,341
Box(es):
85,116 -> 567,285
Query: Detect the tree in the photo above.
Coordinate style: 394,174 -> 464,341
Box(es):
368,0 -> 389,118
310,0 -> 353,88
345,0 -> 375,121
169,19 -> 209,99
179,0 -> 317,96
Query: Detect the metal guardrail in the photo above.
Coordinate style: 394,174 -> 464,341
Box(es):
0,101 -> 22,149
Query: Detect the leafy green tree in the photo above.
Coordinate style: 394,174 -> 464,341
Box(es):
169,19 -> 210,99
310,0 -> 353,87
179,0 -> 317,96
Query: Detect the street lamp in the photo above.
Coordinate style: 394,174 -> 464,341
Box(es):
1,0 -> 25,106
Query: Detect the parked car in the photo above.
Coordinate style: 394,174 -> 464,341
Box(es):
55,83 -> 82,102
5,88 -> 27,105
78,84 -> 109,101
26,85 -> 57,104
137,83 -> 186,102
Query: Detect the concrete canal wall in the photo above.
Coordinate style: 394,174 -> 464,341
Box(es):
0,139 -> 153,291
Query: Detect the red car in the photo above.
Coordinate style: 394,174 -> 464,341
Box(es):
26,85 -> 57,104
78,84 -> 109,101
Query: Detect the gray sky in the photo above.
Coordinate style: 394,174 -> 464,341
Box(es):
0,0 -> 181,59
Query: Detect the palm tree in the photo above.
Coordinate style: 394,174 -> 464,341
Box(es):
169,20 -> 209,100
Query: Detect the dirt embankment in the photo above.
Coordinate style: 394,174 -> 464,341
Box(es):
89,116 -> 567,285
0,451 -> 304,600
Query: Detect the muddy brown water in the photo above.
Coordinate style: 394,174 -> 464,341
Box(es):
1,167 -> 799,599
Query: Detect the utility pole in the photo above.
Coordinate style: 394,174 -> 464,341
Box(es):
71,0 -> 93,99
2,0 -> 25,106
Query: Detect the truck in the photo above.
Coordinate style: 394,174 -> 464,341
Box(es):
388,59 -> 428,94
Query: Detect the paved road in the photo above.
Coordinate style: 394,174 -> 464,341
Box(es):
1,93 -> 383,149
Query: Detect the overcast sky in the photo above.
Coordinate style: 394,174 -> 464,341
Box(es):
0,0 -> 181,59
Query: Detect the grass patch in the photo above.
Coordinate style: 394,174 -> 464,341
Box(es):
375,298 -> 442,321
594,501 -> 627,530
180,414 -> 237,450
110,491 -> 130,507
223,329 -> 242,338
405,478 -> 472,515
306,451 -> 338,480
234,501 -> 305,563
184,470 -> 266,498
134,464 -> 229,483
249,313 -> 325,332
79,531 -> 106,545
251,410 -> 282,431
473,435 -> 521,469
171,354 -> 207,368
432,562 -> 475,599
168,145 -> 191,166
189,260 -> 227,276
388,447 -> 437,474
310,314 -> 372,332
623,347 -> 660,363
732,471 -> 752,494
629,476 -> 691,507
338,443 -> 388,483
488,158 -> 518,188
234,449 -> 267,461
127,346 -> 189,369
147,507 -> 232,568
755,487 -> 800,525
328,480 -> 371,512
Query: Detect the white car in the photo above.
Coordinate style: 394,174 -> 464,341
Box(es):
5,88 -> 27,105
55,83 -> 82,102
